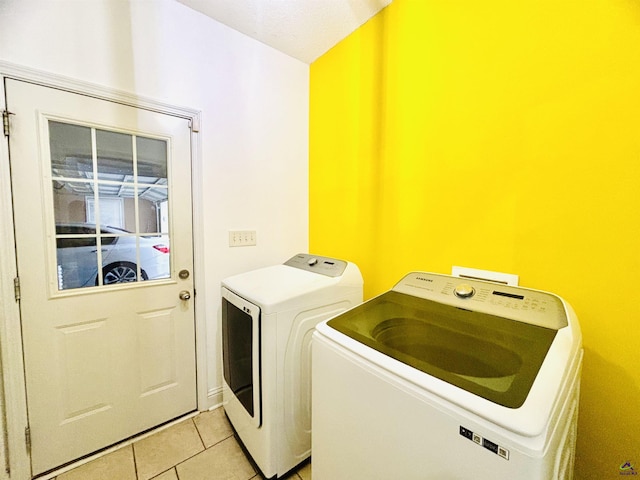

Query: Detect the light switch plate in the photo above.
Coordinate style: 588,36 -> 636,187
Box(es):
229,230 -> 257,247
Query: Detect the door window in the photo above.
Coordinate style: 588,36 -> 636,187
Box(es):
49,120 -> 171,290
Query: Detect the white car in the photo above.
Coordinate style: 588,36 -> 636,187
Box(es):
56,224 -> 170,290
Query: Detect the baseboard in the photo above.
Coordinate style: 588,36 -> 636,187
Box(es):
206,386 -> 224,410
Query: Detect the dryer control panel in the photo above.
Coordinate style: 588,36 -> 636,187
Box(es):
393,272 -> 568,330
284,253 -> 348,277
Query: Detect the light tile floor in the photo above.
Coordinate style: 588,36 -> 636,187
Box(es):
53,408 -> 312,480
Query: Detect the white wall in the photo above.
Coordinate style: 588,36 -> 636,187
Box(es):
0,0 -> 308,474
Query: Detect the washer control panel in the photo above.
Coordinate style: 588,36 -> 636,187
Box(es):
393,272 -> 568,330
284,253 -> 348,277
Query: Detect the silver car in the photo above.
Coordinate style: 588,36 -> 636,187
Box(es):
56,224 -> 170,290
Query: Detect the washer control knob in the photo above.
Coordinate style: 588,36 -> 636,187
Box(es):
308,257 -> 318,266
454,284 -> 475,299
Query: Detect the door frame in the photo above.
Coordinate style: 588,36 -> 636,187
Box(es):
0,61 -> 207,479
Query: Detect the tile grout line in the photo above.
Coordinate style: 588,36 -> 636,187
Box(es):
191,417 -> 206,451
156,428 -> 240,479
135,416 -> 205,480
173,449 -> 260,480
132,443 -> 139,480
147,466 -> 178,480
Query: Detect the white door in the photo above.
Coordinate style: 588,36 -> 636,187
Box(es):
6,79 -> 197,476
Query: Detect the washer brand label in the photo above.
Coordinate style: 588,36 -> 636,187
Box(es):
415,276 -> 433,282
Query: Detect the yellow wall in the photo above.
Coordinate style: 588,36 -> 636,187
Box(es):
309,0 -> 640,478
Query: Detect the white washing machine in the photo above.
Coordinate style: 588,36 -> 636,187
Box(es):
221,254 -> 363,478
313,272 -> 582,480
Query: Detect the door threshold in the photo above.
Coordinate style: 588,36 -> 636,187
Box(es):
34,410 -> 199,480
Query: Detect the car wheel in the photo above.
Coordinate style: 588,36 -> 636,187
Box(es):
100,262 -> 149,285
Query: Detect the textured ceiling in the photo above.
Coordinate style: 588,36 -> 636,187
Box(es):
176,0 -> 392,64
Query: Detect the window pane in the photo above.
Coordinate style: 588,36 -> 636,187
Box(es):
101,261 -> 139,284
56,237 -> 98,290
137,136 -> 167,179
53,180 -> 94,225
96,129 -> 134,179
49,121 -> 92,180
100,234 -> 139,284
139,235 -> 170,281
90,193 -> 126,230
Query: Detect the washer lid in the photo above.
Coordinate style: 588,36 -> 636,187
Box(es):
326,290 -> 558,409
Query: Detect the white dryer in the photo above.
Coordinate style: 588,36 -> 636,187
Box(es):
313,272 -> 583,480
221,254 -> 363,478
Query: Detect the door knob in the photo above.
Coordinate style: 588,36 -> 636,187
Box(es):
179,290 -> 191,301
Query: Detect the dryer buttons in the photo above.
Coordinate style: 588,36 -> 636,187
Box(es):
454,284 -> 475,299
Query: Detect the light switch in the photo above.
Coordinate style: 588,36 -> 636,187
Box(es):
229,230 -> 257,247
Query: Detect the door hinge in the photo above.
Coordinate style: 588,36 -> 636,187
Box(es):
13,277 -> 20,302
2,110 -> 14,137
25,426 -> 31,454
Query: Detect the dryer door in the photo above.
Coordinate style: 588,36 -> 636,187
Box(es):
222,287 -> 261,427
